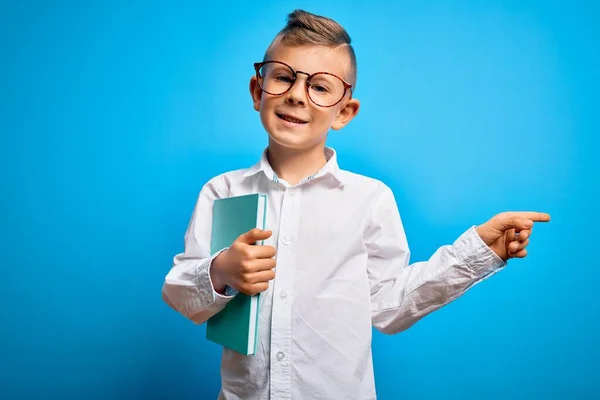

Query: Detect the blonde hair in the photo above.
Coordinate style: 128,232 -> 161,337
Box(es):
264,9 -> 357,86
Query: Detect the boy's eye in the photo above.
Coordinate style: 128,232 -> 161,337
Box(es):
310,84 -> 330,94
274,75 -> 293,83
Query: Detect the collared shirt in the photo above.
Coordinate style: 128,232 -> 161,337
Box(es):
162,147 -> 506,400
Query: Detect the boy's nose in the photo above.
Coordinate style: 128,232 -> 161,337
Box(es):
285,77 -> 308,106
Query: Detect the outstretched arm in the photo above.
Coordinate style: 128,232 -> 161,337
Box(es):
367,184 -> 550,334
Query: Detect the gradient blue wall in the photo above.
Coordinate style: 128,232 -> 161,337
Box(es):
1,1 -> 597,399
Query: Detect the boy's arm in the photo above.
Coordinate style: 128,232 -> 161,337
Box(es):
366,184 -> 506,334
161,176 -> 236,324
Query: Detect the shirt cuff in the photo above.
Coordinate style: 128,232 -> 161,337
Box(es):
454,226 -> 506,278
201,247 -> 238,302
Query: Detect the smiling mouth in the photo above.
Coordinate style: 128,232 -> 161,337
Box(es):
277,113 -> 308,124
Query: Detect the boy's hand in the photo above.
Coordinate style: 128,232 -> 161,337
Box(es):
475,211 -> 551,261
210,229 -> 277,296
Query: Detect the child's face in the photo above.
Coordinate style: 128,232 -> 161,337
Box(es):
250,43 -> 360,151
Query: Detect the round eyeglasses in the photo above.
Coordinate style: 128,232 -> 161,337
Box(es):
254,61 -> 353,107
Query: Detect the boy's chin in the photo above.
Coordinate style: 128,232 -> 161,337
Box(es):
267,132 -> 325,152
268,135 -> 306,150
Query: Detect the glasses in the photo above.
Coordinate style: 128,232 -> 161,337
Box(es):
254,61 -> 353,107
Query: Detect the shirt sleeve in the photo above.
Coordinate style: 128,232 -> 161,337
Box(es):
161,175 -> 237,325
366,184 -> 506,334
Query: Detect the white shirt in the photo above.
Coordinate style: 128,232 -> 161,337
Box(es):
162,147 -> 506,400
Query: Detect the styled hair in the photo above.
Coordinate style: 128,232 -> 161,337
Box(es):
263,9 -> 357,86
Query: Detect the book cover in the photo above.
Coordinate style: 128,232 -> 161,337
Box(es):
206,193 -> 267,355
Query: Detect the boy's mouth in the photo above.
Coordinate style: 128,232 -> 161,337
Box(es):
276,113 -> 308,124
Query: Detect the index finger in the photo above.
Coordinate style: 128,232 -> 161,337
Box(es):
511,211 -> 551,223
252,244 -> 277,259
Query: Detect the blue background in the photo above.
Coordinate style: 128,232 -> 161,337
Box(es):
1,0 -> 598,399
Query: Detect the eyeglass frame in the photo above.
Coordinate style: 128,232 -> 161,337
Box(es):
253,60 -> 353,108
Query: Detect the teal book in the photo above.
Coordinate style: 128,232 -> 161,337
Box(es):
206,193 -> 267,355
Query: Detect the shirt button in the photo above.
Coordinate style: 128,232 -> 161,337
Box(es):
279,291 -> 287,299
288,190 -> 296,197
276,351 -> 285,361
282,236 -> 291,245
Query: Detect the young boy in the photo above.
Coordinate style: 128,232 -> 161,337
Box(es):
162,9 -> 550,400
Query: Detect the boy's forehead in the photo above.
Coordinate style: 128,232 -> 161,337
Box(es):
268,43 -> 350,77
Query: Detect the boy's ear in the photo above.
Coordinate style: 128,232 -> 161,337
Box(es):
331,98 -> 360,130
250,76 -> 262,111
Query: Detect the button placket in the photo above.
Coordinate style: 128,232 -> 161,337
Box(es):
269,188 -> 299,400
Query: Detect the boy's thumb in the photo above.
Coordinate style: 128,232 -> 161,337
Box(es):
238,228 -> 272,244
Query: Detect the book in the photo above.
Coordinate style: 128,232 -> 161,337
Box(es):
205,193 -> 267,355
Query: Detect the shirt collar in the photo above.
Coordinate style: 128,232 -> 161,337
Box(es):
242,147 -> 345,186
